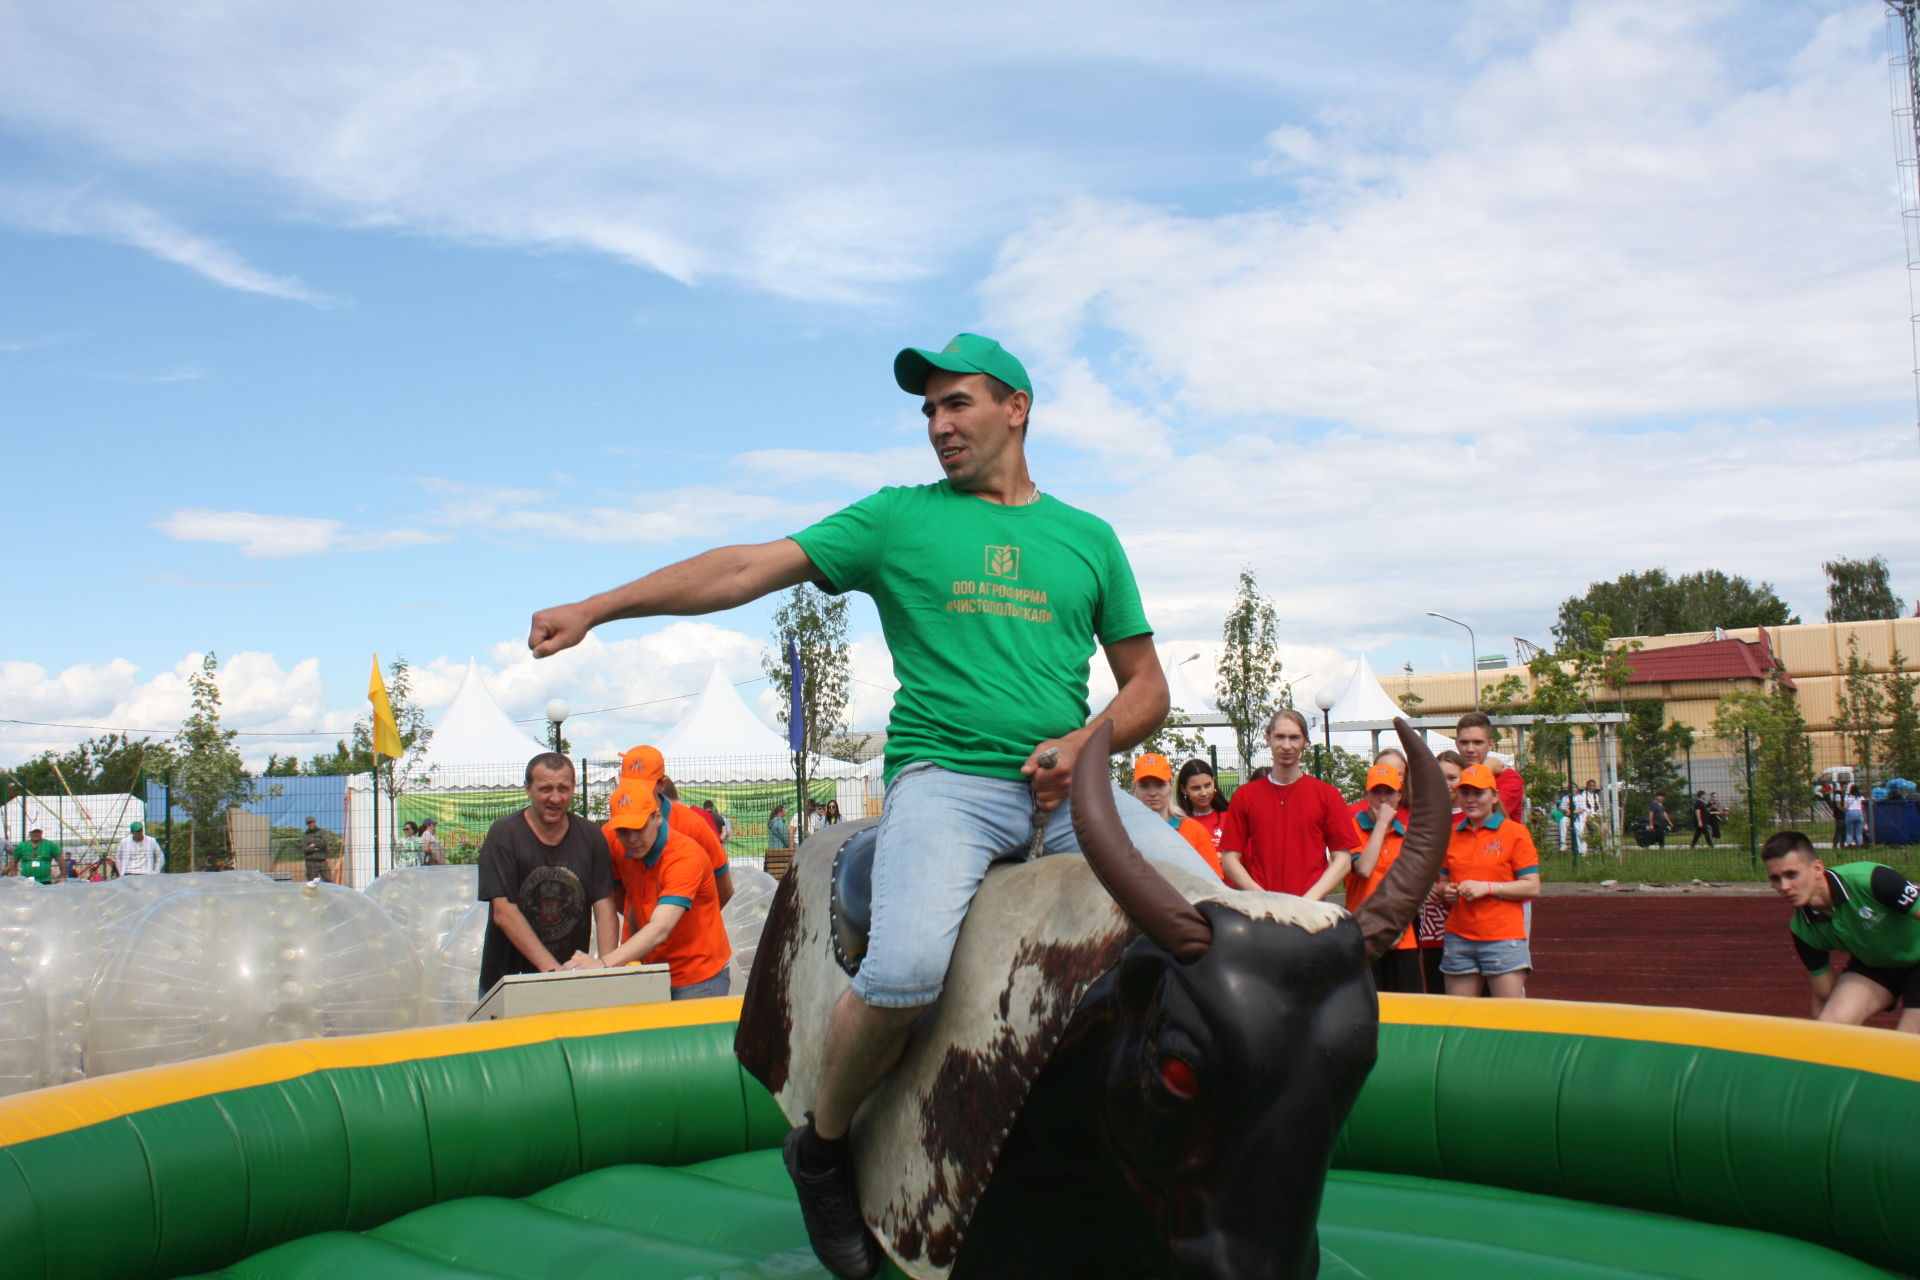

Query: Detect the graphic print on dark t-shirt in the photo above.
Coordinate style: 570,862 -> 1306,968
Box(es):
519,864 -> 587,944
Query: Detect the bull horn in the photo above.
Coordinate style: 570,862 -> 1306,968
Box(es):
1351,717 -> 1450,960
1070,719 -> 1212,963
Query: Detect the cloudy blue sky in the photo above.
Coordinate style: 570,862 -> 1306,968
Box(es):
4,0 -> 1918,767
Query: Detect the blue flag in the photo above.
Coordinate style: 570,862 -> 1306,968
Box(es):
786,634 -> 805,752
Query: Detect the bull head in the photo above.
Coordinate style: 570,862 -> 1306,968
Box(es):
954,718 -> 1449,1280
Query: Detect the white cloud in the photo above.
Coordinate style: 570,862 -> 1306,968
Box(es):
0,1 -> 1465,301
983,2 -> 1906,438
491,486 -> 820,545
0,184 -> 336,305
154,508 -> 445,558
0,652 -> 357,770
734,448 -> 927,491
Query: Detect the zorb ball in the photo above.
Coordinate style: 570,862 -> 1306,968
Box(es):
95,870 -> 277,936
366,865 -> 480,961
84,881 -> 422,1077
0,950 -> 45,1096
0,882 -> 119,1084
421,900 -> 490,1023
723,865 -> 779,993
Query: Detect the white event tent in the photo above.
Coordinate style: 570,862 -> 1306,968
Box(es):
1319,655 -> 1455,755
408,659 -> 550,788
657,664 -> 869,784
1161,651 -> 1240,766
343,660 -> 550,887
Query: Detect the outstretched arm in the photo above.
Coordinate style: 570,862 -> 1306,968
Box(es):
529,539 -> 820,657
1021,633 -> 1170,811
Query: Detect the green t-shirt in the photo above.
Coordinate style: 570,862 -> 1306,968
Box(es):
1790,861 -> 1920,971
10,839 -> 61,884
792,482 -> 1151,783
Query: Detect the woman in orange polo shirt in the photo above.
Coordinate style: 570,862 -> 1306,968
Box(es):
1344,761 -> 1422,993
1133,754 -> 1226,880
1439,762 -> 1540,998
1175,758 -> 1230,852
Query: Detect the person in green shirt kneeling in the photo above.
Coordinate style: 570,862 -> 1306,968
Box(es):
1764,830 -> 1920,1035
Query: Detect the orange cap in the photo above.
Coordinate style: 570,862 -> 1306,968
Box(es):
620,745 -> 665,786
1365,763 -> 1403,792
607,783 -> 661,831
1132,753 -> 1173,783
1458,763 -> 1497,791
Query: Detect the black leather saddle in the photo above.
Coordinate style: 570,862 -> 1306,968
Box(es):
828,819 -> 880,976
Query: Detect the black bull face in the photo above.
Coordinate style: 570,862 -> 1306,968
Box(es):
737,719 -> 1450,1280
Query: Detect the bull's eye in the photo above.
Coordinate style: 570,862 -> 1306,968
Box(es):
1159,1055 -> 1198,1099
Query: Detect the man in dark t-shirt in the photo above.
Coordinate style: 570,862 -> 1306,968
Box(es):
1647,795 -> 1671,848
477,753 -> 620,996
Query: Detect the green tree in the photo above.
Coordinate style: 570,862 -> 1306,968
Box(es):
1553,569 -> 1796,646
1885,651 -> 1920,784
1110,709 -> 1209,787
1713,672 -> 1814,827
1315,745 -> 1370,799
1216,567 -> 1283,780
303,656 -> 435,783
1523,612 -> 1636,829
1823,555 -> 1903,624
762,584 -> 853,839
261,754 -> 302,777
3,733 -> 173,798
172,652 -> 252,870
1617,701 -> 1690,828
1834,634 -> 1888,782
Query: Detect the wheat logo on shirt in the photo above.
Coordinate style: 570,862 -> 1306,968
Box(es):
985,545 -> 1020,581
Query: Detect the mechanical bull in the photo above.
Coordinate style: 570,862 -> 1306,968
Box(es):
737,719 -> 1449,1280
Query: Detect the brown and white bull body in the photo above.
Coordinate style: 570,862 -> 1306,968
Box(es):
737,719 -> 1449,1280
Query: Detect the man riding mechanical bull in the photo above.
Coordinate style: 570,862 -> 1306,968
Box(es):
530,333 -> 1446,1279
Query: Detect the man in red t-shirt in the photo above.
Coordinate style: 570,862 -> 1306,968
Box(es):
1455,711 -> 1525,821
1219,709 -> 1363,898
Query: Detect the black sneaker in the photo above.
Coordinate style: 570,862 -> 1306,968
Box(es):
783,1123 -> 883,1280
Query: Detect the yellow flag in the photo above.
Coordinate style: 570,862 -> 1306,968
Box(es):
368,655 -> 404,760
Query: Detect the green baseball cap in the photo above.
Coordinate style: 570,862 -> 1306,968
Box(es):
894,333 -> 1032,398
130,821 -> 143,832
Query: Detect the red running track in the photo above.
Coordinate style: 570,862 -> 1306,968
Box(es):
1526,893 -> 1899,1029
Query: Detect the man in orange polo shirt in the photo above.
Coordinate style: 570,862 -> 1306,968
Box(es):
619,744 -> 734,906
1344,762 -> 1421,993
1439,762 -> 1540,998
570,783 -> 731,1000
1130,753 -> 1225,880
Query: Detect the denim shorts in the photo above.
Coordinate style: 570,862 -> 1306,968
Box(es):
1439,932 -> 1532,977
852,762 -> 1218,1009
670,970 -> 731,1001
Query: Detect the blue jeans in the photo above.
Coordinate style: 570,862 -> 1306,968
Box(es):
852,762 -> 1218,1008
670,971 -> 731,1001
1439,933 -> 1532,976
1846,811 -> 1865,846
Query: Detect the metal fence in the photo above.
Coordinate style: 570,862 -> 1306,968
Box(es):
119,752 -> 883,886
1509,727 -> 1918,883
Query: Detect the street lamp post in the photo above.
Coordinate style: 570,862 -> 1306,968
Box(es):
1314,685 -> 1338,779
545,699 -> 569,754
1428,611 -> 1479,711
